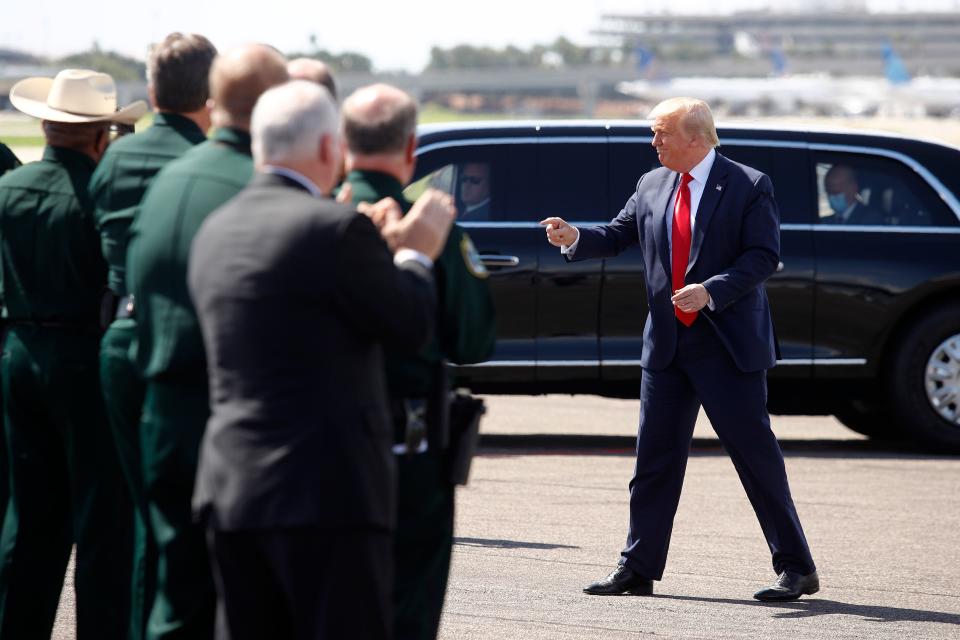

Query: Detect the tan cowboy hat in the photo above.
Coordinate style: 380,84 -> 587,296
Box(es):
10,69 -> 147,125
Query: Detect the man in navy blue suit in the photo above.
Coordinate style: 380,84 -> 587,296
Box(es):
540,97 -> 818,602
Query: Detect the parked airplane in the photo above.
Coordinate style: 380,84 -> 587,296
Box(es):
617,46 -> 960,118
882,45 -> 960,117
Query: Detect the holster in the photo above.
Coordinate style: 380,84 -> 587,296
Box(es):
446,390 -> 485,485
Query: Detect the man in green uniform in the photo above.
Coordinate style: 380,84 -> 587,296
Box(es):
88,32 -> 216,640
0,69 -> 146,639
341,83 -> 496,640
0,141 -> 20,610
125,44 -> 288,640
0,142 -> 18,546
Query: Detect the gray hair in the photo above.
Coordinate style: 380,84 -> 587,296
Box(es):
648,97 -> 720,148
251,80 -> 338,165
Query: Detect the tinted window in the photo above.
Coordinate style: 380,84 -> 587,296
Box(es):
721,144 -> 813,224
814,152 -> 957,227
537,142 -> 608,221
608,141 -> 659,217
410,143 -> 537,221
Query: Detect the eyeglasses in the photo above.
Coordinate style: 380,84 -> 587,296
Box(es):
460,176 -> 486,185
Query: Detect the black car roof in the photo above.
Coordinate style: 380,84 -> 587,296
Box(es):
416,120 -> 960,206
418,119 -> 958,150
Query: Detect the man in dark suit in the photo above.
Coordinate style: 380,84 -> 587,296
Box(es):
821,163 -> 884,225
541,97 -> 818,602
189,80 -> 455,640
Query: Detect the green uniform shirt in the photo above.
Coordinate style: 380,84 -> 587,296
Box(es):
126,127 -> 253,383
0,143 -> 21,178
89,113 -> 206,297
0,146 -> 105,324
343,169 -> 496,396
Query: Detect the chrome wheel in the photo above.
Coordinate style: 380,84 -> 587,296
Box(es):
924,334 -> 960,426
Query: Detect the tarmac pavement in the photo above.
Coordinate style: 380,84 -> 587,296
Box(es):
439,396 -> 960,640
50,395 -> 959,639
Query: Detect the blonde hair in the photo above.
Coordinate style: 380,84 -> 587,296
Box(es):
648,97 -> 720,148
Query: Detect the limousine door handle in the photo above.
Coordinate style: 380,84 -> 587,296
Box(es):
479,254 -> 521,269
776,261 -> 785,273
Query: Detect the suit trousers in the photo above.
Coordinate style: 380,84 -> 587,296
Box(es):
141,381 -> 215,640
394,451 -> 455,640
100,319 -> 155,640
621,318 -> 816,581
207,526 -> 393,640
0,326 -> 133,640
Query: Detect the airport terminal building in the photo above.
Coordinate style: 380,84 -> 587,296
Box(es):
594,7 -> 960,77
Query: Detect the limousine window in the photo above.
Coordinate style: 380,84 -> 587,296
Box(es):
814,153 -> 957,227
538,142 -> 608,221
407,143 -> 537,221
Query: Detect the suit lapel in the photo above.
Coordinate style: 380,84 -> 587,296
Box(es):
653,171 -> 679,279
686,153 -> 729,275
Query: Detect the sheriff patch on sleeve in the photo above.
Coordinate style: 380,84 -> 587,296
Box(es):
460,233 -> 489,279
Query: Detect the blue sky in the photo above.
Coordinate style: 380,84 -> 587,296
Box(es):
3,0 -> 959,72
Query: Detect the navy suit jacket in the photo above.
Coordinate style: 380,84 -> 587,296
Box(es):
571,152 -> 780,372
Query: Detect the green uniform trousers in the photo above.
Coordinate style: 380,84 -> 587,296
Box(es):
101,319 -> 155,640
394,451 -> 455,640
0,325 -> 132,640
141,381 -> 215,640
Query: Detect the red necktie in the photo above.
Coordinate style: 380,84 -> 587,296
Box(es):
672,173 -> 697,326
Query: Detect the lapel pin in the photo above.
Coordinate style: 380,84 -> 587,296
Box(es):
715,184 -> 723,191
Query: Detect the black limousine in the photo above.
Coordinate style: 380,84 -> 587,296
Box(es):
405,121 -> 960,451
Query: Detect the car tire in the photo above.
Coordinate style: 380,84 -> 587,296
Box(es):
833,400 -> 900,440
887,303 -> 960,452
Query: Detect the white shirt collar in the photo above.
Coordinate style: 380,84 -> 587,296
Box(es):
465,197 -> 491,213
261,165 -> 324,198
687,147 -> 716,187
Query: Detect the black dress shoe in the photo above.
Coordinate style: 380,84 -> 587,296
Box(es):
754,570 -> 820,601
583,563 -> 654,596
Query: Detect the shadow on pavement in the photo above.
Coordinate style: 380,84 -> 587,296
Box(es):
453,537 -> 580,550
478,434 -> 950,459
650,594 -> 960,625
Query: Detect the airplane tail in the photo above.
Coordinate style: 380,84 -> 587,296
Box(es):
769,48 -> 788,77
882,43 -> 911,85
634,46 -> 655,75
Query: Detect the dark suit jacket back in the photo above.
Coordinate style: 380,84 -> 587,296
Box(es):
573,152 -> 780,372
188,172 -> 436,531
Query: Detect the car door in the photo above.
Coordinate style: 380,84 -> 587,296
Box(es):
721,141 -> 815,379
810,147 -> 960,367
409,139 -> 539,389
534,129 -> 606,386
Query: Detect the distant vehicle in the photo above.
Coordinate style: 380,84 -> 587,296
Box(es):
409,120 -> 960,452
